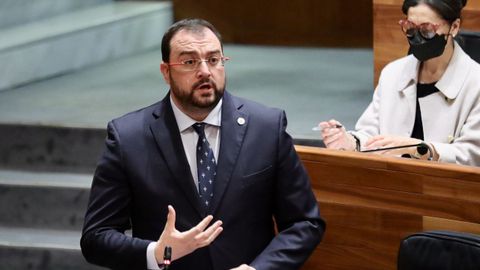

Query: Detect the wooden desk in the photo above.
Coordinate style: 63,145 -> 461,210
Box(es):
296,145 -> 480,270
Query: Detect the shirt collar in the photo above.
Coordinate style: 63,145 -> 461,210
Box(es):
170,94 -> 222,133
397,41 -> 469,100
436,41 -> 469,100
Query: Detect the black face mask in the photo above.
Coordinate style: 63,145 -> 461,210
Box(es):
408,31 -> 447,61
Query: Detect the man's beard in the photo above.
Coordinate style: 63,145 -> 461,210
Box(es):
170,75 -> 225,112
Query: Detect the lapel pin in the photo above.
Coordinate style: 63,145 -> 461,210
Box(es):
447,135 -> 454,144
237,117 -> 245,126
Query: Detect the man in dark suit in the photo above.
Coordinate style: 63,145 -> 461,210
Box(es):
81,18 -> 325,270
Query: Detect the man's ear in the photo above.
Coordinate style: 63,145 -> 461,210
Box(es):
160,62 -> 171,85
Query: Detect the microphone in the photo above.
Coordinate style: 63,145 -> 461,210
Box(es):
163,246 -> 172,270
361,142 -> 433,160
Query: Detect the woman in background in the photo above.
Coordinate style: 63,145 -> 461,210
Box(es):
319,0 -> 480,166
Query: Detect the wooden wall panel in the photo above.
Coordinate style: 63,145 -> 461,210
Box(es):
297,146 -> 480,270
172,0 -> 372,47
373,0 -> 480,84
316,183 -> 480,222
423,177 -> 480,202
319,203 -> 421,251
305,162 -> 423,192
423,216 -> 480,234
306,244 -> 394,270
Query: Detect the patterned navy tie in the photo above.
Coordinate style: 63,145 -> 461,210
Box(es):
192,123 -> 216,208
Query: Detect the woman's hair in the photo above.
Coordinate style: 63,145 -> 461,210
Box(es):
402,0 -> 467,23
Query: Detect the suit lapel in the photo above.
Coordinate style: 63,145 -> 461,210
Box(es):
150,95 -> 205,218
210,92 -> 248,215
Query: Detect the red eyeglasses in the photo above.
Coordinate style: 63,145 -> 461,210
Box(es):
398,19 -> 445,39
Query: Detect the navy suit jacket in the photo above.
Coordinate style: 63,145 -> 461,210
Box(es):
81,91 -> 325,270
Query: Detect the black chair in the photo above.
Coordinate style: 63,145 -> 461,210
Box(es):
397,230 -> 480,270
455,30 -> 480,63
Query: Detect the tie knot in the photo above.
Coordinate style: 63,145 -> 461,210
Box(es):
192,122 -> 206,135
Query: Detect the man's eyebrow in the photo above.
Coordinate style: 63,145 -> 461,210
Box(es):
178,51 -> 197,57
177,50 -> 222,57
206,50 -> 222,55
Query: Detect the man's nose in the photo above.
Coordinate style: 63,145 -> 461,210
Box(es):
196,61 -> 212,77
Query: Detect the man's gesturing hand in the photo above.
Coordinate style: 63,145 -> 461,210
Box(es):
155,205 -> 223,263
230,264 -> 255,270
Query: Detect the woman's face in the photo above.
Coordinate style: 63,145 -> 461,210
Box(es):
407,3 -> 459,40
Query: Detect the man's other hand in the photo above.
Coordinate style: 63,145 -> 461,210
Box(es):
155,205 -> 223,262
230,264 -> 255,270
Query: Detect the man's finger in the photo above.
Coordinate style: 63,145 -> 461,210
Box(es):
205,226 -> 223,244
183,215 -> 214,238
196,226 -> 223,248
230,264 -> 254,270
195,220 -> 223,241
165,205 -> 176,232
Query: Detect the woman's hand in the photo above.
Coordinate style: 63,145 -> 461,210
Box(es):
318,119 -> 356,151
365,135 -> 422,156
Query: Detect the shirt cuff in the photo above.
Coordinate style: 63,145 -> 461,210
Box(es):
431,142 -> 456,163
147,242 -> 161,270
348,131 -> 365,151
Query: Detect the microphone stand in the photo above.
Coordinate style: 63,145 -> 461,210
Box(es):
360,142 -> 433,161
163,246 -> 172,270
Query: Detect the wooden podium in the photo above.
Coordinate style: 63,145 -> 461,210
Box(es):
296,146 -> 480,270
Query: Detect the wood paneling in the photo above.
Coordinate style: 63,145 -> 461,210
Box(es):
172,0 -> 372,47
306,244 -> 394,270
373,0 -> 480,84
297,146 -> 480,270
423,216 -> 480,234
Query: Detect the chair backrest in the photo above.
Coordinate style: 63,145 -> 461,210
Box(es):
397,230 -> 480,270
455,30 -> 480,63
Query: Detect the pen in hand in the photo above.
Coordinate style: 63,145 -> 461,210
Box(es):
312,124 -> 343,131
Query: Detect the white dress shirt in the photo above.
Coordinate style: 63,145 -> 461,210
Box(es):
146,96 -> 222,269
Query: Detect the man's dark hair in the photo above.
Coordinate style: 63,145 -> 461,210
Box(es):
402,0 -> 467,23
161,18 -> 223,63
